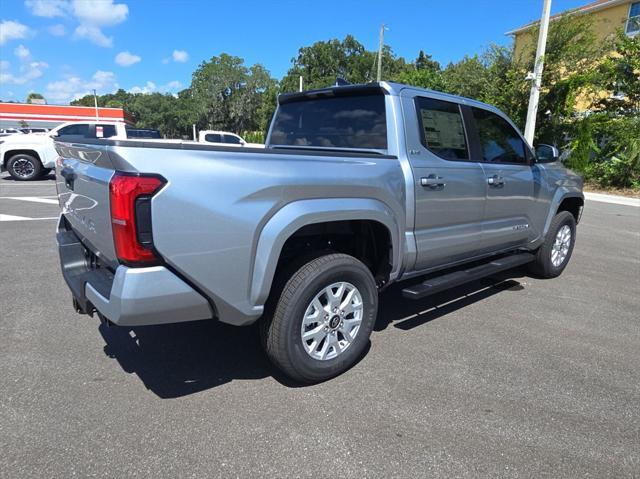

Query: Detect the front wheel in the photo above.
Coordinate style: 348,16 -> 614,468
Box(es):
529,211 -> 577,278
7,154 -> 43,181
261,253 -> 378,383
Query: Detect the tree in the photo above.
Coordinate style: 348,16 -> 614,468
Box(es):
592,31 -> 640,115
26,92 -> 44,103
189,53 -> 275,133
415,50 -> 440,71
280,35 -> 410,92
395,50 -> 446,91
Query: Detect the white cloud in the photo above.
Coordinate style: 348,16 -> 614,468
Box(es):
0,60 -> 49,85
25,0 -> 70,17
0,20 -> 32,45
14,44 -> 30,59
27,0 -> 129,47
115,51 -> 141,67
172,50 -> 188,62
45,70 -> 118,102
72,0 -> 128,26
129,80 -> 182,95
0,46 -> 48,85
48,24 -> 66,36
71,0 -> 129,46
74,24 -> 113,47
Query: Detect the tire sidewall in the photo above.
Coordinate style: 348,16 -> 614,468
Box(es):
8,154 -> 42,181
279,257 -> 377,381
545,212 -> 576,276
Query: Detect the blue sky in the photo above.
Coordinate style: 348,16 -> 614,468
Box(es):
1,0 -> 591,104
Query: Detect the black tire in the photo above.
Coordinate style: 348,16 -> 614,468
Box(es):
7,154 -> 42,181
529,211 -> 576,278
261,253 -> 378,383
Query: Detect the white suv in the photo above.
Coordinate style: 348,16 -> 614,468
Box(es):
0,122 -> 160,180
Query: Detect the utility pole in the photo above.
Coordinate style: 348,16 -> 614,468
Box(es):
93,89 -> 99,120
192,124 -> 196,141
299,75 -> 303,92
376,23 -> 385,82
524,0 -> 552,145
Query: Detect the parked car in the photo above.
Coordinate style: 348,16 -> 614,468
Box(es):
20,128 -> 49,134
0,121 -> 161,180
199,130 -> 264,148
55,82 -> 584,383
0,128 -> 25,136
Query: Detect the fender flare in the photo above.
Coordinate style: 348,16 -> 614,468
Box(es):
249,198 -> 402,306
542,189 -> 584,237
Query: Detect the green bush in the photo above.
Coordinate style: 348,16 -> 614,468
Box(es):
242,130 -> 265,144
572,115 -> 640,189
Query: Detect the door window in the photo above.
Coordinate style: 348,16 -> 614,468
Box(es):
57,124 -> 89,137
223,134 -> 242,144
471,108 -> 527,164
204,133 -> 222,143
415,97 -> 469,161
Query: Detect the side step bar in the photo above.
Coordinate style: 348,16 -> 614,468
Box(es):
401,253 -> 535,300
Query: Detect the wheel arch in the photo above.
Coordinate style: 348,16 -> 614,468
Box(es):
3,148 -> 42,167
249,198 -> 402,306
542,189 -> 584,238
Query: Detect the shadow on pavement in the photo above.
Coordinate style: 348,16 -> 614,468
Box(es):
99,268 -> 529,397
100,320 -> 272,398
1,172 -> 56,181
375,268 -> 528,332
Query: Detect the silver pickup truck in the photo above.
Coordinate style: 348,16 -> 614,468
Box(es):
55,82 -> 583,383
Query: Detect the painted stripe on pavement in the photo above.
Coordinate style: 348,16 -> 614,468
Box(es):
0,214 -> 58,222
2,196 -> 59,205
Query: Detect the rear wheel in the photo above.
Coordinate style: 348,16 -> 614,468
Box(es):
261,253 -> 378,383
7,154 -> 42,181
529,211 -> 576,278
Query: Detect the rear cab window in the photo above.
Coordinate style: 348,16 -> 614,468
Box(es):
126,128 -> 161,139
270,92 -> 387,151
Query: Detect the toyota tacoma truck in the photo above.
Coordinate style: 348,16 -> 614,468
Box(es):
55,82 -> 583,383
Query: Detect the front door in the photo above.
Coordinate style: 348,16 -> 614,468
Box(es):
402,93 -> 486,271
466,106 -> 536,252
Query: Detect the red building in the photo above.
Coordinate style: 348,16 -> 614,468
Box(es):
0,102 -> 134,130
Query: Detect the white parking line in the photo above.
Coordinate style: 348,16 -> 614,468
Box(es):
584,192 -> 640,207
2,196 -> 59,205
0,214 -> 58,222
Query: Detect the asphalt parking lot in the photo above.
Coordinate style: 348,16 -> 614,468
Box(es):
1,171 -> 639,478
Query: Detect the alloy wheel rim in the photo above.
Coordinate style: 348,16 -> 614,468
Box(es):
13,158 -> 35,178
551,225 -> 571,267
300,281 -> 363,361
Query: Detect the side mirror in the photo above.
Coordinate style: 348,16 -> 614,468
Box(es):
535,144 -> 559,163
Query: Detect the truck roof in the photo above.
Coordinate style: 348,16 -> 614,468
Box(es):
278,81 -> 503,116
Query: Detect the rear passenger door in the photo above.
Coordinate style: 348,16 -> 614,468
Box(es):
402,93 -> 486,271
466,106 -> 536,252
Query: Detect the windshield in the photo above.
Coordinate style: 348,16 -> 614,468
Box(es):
270,94 -> 387,150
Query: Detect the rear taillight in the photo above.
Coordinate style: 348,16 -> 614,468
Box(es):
109,172 -> 165,266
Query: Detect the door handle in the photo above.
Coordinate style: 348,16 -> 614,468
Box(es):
420,175 -> 445,189
487,175 -> 504,187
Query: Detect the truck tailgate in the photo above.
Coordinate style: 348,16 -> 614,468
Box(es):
55,142 -> 119,265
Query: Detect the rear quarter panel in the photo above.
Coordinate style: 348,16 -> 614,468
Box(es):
107,146 -> 407,325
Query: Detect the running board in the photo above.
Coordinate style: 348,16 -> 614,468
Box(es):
401,253 -> 535,300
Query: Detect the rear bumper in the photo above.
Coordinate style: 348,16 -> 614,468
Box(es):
57,216 -> 213,326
